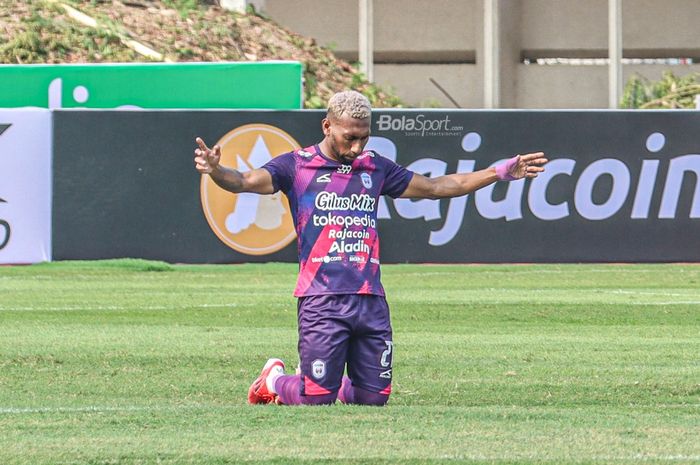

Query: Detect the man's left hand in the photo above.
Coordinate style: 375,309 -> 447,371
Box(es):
497,152 -> 548,181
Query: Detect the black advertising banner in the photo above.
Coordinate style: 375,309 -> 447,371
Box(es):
53,110 -> 320,263
53,110 -> 700,263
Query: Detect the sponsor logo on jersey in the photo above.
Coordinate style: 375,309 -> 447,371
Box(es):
298,149 -> 314,158
200,124 -> 298,255
311,255 -> 343,264
337,164 -> 352,174
314,192 -> 375,212
316,173 -> 331,183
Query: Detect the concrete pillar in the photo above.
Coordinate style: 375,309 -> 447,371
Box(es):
359,0 -> 374,82
483,0 -> 521,108
220,0 -> 266,13
497,0 -> 522,108
483,0 -> 499,108
608,0 -> 622,109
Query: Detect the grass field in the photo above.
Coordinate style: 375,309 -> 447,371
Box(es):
1,260 -> 699,465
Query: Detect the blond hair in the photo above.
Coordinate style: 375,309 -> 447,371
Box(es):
327,91 -> 371,121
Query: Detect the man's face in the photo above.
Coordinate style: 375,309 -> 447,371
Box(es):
323,114 -> 371,164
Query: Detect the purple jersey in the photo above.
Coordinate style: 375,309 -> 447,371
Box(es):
263,144 -> 412,297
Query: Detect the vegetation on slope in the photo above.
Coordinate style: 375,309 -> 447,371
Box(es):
0,0 -> 403,108
622,71 -> 699,109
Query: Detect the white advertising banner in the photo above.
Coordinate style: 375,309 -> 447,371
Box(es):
0,109 -> 52,264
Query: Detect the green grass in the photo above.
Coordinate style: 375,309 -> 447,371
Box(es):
1,261 -> 699,464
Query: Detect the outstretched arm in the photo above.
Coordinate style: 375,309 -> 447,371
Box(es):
194,137 -> 275,194
400,152 -> 548,199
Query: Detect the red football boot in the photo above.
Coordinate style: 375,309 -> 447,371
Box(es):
247,358 -> 285,404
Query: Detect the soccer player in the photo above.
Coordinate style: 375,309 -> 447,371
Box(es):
194,91 -> 547,406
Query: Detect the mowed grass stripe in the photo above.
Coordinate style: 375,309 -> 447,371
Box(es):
0,261 -> 698,464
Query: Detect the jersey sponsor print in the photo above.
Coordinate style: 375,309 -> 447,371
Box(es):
263,145 -> 413,296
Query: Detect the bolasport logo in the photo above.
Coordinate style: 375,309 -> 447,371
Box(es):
376,114 -> 464,137
0,124 -> 11,251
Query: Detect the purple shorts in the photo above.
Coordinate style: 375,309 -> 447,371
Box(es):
297,294 -> 393,396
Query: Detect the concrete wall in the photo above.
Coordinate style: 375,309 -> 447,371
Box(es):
516,64 -> 700,109
374,64 -> 482,108
262,0 -> 700,108
521,0 -> 700,54
262,0 -> 480,58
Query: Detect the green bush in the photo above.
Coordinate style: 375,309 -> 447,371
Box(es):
622,71 -> 700,109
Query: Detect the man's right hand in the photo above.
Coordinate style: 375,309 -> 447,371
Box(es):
192,136 -> 276,195
194,137 -> 221,174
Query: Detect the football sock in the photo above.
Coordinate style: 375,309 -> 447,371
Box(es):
274,375 -> 338,405
265,363 -> 285,394
274,375 -> 301,404
337,376 -> 389,406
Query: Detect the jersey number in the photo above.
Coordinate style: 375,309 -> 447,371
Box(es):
380,340 -> 393,367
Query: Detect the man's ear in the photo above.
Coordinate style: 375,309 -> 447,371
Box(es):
321,118 -> 331,136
